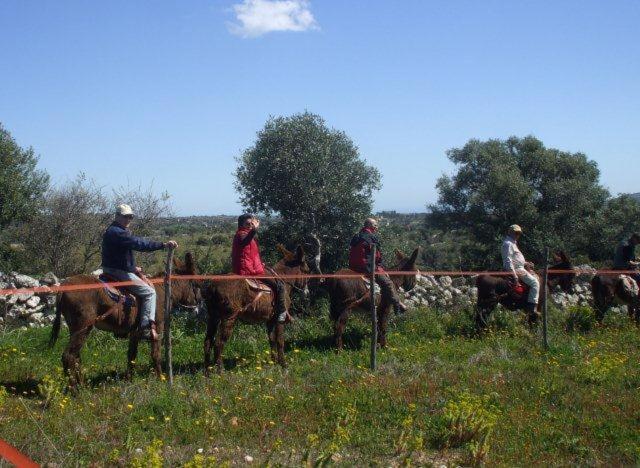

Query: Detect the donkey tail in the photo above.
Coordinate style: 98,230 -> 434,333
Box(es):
49,294 -> 63,348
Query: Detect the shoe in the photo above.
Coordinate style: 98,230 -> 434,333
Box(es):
394,302 -> 408,315
277,311 -> 293,324
140,323 -> 159,341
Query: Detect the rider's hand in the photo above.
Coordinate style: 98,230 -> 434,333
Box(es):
165,240 -> 178,249
135,266 -> 143,273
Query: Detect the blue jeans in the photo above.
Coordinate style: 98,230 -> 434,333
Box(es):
103,267 -> 156,328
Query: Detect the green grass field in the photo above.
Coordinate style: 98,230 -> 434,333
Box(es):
1,305 -> 639,466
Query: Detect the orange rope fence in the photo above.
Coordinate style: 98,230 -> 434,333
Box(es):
0,269 -> 637,297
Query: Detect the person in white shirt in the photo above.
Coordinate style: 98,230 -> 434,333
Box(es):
501,224 -> 539,313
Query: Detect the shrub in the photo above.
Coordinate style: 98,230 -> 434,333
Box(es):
565,305 -> 596,333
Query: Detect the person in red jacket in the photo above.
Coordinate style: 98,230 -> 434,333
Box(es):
232,213 -> 289,323
349,218 -> 407,314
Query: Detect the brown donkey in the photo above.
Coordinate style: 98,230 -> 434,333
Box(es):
323,248 -> 420,350
202,245 -> 311,374
475,251 -> 576,331
49,253 -> 200,390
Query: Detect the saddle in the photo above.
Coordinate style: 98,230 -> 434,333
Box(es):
508,280 -> 529,301
98,273 -> 137,328
245,279 -> 273,293
619,275 -> 640,298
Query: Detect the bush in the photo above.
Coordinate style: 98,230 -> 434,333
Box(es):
565,305 -> 596,333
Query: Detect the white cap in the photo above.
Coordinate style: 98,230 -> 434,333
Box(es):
509,224 -> 523,233
116,204 -> 134,216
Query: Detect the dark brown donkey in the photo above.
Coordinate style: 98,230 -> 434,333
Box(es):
49,253 -> 200,389
202,245 -> 312,374
323,248 -> 420,350
475,251 -> 576,331
591,274 -> 639,324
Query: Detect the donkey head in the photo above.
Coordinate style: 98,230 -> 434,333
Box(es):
548,250 -> 576,293
276,244 -> 311,292
172,252 -> 201,307
393,247 -> 420,292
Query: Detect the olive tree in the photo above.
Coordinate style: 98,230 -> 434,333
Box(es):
235,112 -> 381,271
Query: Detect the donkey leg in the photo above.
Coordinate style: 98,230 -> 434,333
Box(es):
204,313 -> 220,377
62,326 -> 92,393
275,322 -> 287,368
334,309 -> 349,351
377,306 -> 390,348
266,321 -> 278,364
125,336 -> 139,380
214,318 -> 235,373
150,338 -> 162,377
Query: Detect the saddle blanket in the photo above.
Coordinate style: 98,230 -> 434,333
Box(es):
620,275 -> 639,298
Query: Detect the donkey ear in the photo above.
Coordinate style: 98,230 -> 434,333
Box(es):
408,247 -> 420,266
277,244 -> 294,260
184,252 -> 196,275
173,255 -> 185,271
295,245 -> 305,262
395,249 -> 406,263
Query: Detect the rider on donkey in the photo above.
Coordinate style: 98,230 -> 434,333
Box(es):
101,204 -> 178,341
501,224 -> 539,317
613,232 -> 640,284
231,213 -> 289,323
349,218 -> 407,314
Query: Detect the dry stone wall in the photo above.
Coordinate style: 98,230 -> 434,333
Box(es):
0,265 -> 628,329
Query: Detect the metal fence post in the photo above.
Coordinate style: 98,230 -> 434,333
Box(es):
163,247 -> 175,386
370,244 -> 377,370
542,247 -> 549,350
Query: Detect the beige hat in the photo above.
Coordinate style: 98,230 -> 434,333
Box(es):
509,224 -> 523,233
116,204 -> 134,216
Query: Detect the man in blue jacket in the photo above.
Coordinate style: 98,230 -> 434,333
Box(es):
101,204 -> 178,341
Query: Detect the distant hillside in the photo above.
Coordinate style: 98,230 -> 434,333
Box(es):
631,193 -> 640,202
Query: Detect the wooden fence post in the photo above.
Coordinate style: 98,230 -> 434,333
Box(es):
163,247 -> 175,386
542,247 -> 549,350
370,244 -> 377,370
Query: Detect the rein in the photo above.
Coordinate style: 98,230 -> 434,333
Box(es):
264,266 -> 308,294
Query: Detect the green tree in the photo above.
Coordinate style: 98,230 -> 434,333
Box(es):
0,124 -> 49,270
430,136 -> 624,268
235,112 -> 381,271
0,124 -> 49,229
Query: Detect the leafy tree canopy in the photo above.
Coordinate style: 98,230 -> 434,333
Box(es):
235,112 -> 381,270
0,123 -> 49,229
430,136 -> 638,268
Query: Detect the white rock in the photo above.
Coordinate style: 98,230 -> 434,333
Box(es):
41,272 -> 60,286
244,455 -> 254,463
26,296 -> 41,308
29,312 -> 44,323
11,273 -> 40,288
17,292 -> 34,303
439,276 -> 452,287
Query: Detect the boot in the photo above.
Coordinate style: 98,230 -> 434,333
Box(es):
393,299 -> 408,315
140,322 -> 159,341
275,293 -> 291,324
525,302 -> 540,325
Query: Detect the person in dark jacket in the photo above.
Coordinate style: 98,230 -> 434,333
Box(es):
101,204 -> 178,341
613,233 -> 640,284
231,214 -> 289,323
349,218 -> 407,314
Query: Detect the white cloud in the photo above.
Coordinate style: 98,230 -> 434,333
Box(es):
228,0 -> 319,38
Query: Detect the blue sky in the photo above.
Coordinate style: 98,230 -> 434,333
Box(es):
1,0 -> 638,215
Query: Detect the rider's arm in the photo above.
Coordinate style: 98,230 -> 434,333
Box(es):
108,227 -> 165,252
237,228 -> 257,247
